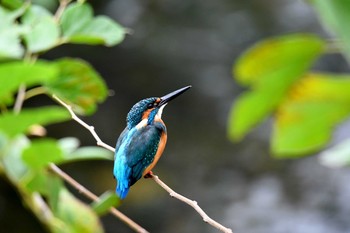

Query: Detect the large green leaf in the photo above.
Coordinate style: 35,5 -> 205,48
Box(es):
312,0 -> 350,63
22,5 -> 59,53
0,61 -> 58,104
46,58 -> 108,115
0,5 -> 27,59
272,73 -> 350,157
228,34 -> 325,140
2,135 -> 30,182
54,188 -> 104,233
92,191 -> 120,216
22,139 -> 64,169
22,169 -> 63,213
0,106 -> 70,137
60,2 -> 126,46
57,137 -> 113,162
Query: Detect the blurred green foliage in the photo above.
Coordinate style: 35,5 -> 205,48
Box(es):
0,0 -> 125,232
228,0 -> 350,159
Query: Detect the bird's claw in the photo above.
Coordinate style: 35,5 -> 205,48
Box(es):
144,171 -> 153,178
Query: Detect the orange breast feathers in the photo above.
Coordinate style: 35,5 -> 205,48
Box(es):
143,130 -> 167,176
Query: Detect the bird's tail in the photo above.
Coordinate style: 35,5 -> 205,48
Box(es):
116,181 -> 129,199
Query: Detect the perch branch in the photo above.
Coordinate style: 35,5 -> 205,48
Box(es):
48,163 -> 148,233
52,94 -> 233,233
151,174 -> 232,233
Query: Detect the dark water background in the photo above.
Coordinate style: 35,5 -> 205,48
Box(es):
2,0 -> 350,232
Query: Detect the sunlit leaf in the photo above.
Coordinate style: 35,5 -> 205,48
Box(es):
1,0 -> 25,9
92,191 -> 120,216
57,137 -> 112,163
55,188 -> 104,233
58,137 -> 80,154
45,58 -> 108,115
228,34 -> 325,141
60,2 -> 126,46
0,61 -> 58,104
2,135 -> 30,182
22,5 -> 59,52
22,170 -> 63,213
0,5 -> 28,59
319,138 -> 350,168
312,0 -> 350,63
272,73 -> 350,157
22,139 -> 64,169
63,147 -> 112,162
0,106 -> 70,137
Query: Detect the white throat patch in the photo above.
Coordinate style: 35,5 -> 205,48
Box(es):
155,104 -> 167,120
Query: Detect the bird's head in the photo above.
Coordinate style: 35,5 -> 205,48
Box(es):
126,86 -> 191,129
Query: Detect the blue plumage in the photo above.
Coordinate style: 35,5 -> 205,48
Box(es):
114,124 -> 164,198
113,86 -> 191,199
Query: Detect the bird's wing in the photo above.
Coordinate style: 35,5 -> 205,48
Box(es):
115,127 -> 129,150
125,124 -> 164,185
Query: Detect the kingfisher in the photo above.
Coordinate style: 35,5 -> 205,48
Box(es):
113,86 -> 191,199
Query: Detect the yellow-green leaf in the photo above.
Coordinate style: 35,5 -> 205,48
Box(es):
92,191 -> 120,216
54,188 -> 104,233
46,58 -> 108,115
22,139 -> 64,169
272,73 -> 350,157
0,61 -> 58,104
228,34 -> 325,141
0,106 -> 70,137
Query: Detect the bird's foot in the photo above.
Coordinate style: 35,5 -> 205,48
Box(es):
144,171 -> 154,178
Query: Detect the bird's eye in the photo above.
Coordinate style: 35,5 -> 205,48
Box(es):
147,103 -> 154,109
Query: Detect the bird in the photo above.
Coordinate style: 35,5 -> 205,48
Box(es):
113,85 -> 191,199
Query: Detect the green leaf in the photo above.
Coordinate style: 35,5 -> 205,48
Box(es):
22,139 -> 64,169
0,5 -> 28,59
0,61 -> 58,105
45,58 -> 108,115
60,3 -> 126,46
319,139 -> 350,168
1,0 -> 25,9
22,5 -> 59,53
272,73 -> 350,157
312,0 -> 350,63
0,106 -> 70,137
64,146 -> 113,162
55,188 -> 104,233
2,135 -> 30,182
228,34 -> 325,141
57,137 -> 112,162
22,170 -> 63,212
92,191 -> 120,216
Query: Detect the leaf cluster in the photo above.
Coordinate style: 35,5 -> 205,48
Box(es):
0,1 -> 124,232
228,0 -> 350,162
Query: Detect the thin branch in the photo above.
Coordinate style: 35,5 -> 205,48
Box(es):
49,163 -> 148,233
151,175 -> 232,233
52,94 -> 233,233
54,0 -> 71,22
14,84 -> 26,114
52,95 -> 115,152
24,86 -> 47,100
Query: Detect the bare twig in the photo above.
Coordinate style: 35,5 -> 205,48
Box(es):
14,84 -> 26,114
151,175 -> 232,233
52,95 -> 115,152
54,0 -> 71,22
48,163 -> 148,233
52,94 -> 233,233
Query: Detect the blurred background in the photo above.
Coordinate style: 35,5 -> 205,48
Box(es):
2,0 -> 350,232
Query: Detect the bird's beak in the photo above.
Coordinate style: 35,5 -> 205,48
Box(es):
159,85 -> 191,106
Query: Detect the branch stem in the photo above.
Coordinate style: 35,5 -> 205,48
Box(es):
49,163 -> 148,233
